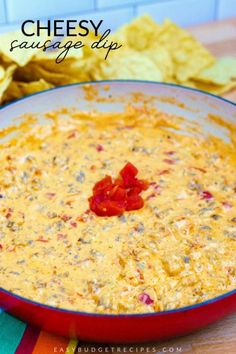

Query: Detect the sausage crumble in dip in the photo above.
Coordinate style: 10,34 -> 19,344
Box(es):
0,104 -> 235,314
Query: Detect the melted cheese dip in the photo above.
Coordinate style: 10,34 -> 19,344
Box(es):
0,106 -> 236,314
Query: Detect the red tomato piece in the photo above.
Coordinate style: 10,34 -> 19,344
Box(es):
88,162 -> 149,217
127,187 -> 142,196
120,162 -> 138,178
96,144 -> 104,152
200,190 -> 213,200
126,194 -> 144,211
60,214 -> 72,222
163,158 -> 175,165
70,221 -> 77,228
93,175 -> 113,194
164,151 -> 176,156
122,174 -> 137,188
138,293 -> 154,305
110,185 -> 127,201
91,199 -> 125,217
134,178 -> 149,191
120,162 -> 138,188
114,177 -> 125,188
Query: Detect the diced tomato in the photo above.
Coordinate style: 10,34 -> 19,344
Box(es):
96,144 -> 104,152
164,151 -> 175,156
114,177 -> 125,188
60,214 -> 72,222
110,185 -> 127,201
88,195 -> 96,210
138,293 -> 154,305
122,174 -> 137,189
70,221 -> 77,228
126,194 -> 144,211
120,162 -> 138,188
88,162 -> 149,217
163,158 -> 175,165
93,192 -> 108,204
134,179 -> 149,191
93,175 -> 113,194
127,187 -> 142,196
90,199 -> 125,217
120,162 -> 138,178
200,190 -> 213,200
222,201 -> 232,210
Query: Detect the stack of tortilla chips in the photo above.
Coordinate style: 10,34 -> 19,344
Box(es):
0,15 -> 235,105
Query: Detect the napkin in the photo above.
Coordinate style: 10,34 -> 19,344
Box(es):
0,309 -> 78,354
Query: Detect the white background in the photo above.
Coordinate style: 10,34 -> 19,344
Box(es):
0,0 -> 236,33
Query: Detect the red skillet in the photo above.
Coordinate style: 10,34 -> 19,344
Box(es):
0,81 -> 235,343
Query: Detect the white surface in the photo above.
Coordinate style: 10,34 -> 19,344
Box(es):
67,7 -> 134,32
217,0 -> 236,19
97,0 -> 145,7
0,0 -> 234,32
6,0 -> 95,22
0,22 -> 18,33
137,0 -> 216,27
0,0 -> 6,23
0,6 -> 134,33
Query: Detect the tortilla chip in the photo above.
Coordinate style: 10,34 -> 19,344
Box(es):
115,14 -> 161,51
194,57 -> 236,86
0,14 -> 234,106
95,50 -> 163,81
105,16 -> 214,84
145,46 -> 174,81
0,65 -> 5,81
15,62 -> 76,85
2,79 -> 54,103
15,59 -> 91,85
32,54 -> 93,81
0,26 -> 48,66
156,19 -> 215,82
184,79 -> 236,95
0,64 -> 16,103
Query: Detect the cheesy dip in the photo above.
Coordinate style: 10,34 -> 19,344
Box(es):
0,104 -> 236,314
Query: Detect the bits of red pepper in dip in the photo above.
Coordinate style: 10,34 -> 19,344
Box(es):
0,105 -> 235,314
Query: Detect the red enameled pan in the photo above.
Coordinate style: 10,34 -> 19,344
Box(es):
0,81 -> 235,343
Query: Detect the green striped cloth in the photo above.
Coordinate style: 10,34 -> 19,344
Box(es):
0,310 -> 26,354
0,309 -> 79,354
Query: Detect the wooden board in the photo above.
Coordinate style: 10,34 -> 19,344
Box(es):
79,313 -> 236,353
